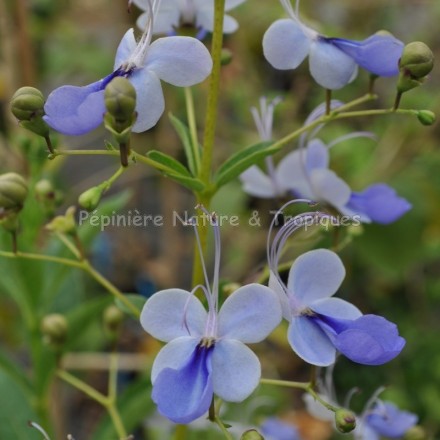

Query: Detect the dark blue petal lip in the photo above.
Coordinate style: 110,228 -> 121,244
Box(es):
43,68 -> 130,136
366,402 -> 418,437
347,183 -> 411,224
311,313 -> 405,365
326,34 -> 404,77
152,344 -> 214,424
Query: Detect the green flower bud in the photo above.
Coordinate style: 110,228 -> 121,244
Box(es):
35,179 -> 55,199
10,87 -> 50,137
417,110 -> 436,126
240,429 -> 264,440
46,206 -> 76,235
400,42 -> 434,79
41,313 -> 68,347
78,186 -> 104,211
221,48 -> 233,66
404,426 -> 427,440
335,409 -> 356,433
103,304 -> 125,334
10,87 -> 45,121
105,77 -> 136,124
0,172 -> 28,211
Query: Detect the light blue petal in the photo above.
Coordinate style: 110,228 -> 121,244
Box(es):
288,316 -> 336,366
288,249 -> 345,305
366,402 -> 418,437
309,38 -> 357,89
136,1 -> 181,34
152,343 -> 213,423
309,168 -> 351,207
146,36 -> 212,86
43,75 -> 114,135
129,68 -> 165,132
305,139 -> 329,171
345,183 -> 411,224
328,35 -> 404,77
225,0 -> 246,10
221,14 -> 239,33
140,289 -> 206,342
151,336 -> 200,382
268,271 -> 291,321
311,297 -> 362,319
263,19 -> 310,70
211,339 -> 261,401
240,166 -> 279,198
114,29 -> 137,70
260,418 -> 301,440
217,284 -> 282,342
355,421 -> 380,440
303,393 -> 335,421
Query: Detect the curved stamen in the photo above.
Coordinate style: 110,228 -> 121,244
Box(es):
361,386 -> 387,419
279,0 -> 298,22
327,131 -> 377,149
28,422 -> 51,440
344,387 -> 360,409
182,284 -> 213,335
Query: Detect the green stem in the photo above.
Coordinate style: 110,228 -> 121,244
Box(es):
184,86 -> 201,173
173,425 -> 189,440
53,149 -> 120,157
214,416 -> 233,440
55,232 -> 82,259
0,250 -> 84,268
100,166 -> 126,192
108,351 -> 119,402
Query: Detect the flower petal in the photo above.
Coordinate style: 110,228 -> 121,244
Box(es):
43,77 -> 111,135
151,336 -> 200,382
306,139 -> 329,171
328,34 -> 404,77
217,283 -> 282,343
146,36 -> 212,86
152,344 -> 214,424
261,418 -> 301,440
140,288 -> 207,342
114,29 -> 137,70
129,68 -> 165,132
288,316 -> 336,366
309,38 -> 357,89
240,166 -> 279,198
268,271 -> 291,321
224,0 -> 246,10
136,2 -> 181,34
221,14 -> 239,33
311,297 -> 362,320
211,339 -> 261,401
366,402 -> 418,437
309,168 -> 351,207
334,315 -> 406,365
288,249 -> 345,305
263,19 -> 310,70
345,184 -> 411,224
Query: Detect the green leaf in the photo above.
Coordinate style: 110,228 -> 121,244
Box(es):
214,141 -> 275,188
147,150 -> 192,177
166,173 -> 205,191
0,350 -> 32,397
169,113 -> 199,175
115,294 -> 145,316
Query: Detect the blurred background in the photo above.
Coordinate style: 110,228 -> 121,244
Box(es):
0,0 -> 439,438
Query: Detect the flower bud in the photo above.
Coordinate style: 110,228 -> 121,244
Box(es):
10,87 -> 50,137
104,77 -> 136,125
10,87 -> 45,121
0,172 -> 28,211
103,304 -> 125,334
335,409 -> 356,433
221,48 -> 233,66
35,179 -> 55,200
399,42 -> 434,79
240,429 -> 264,440
78,186 -> 104,211
46,206 -> 76,235
417,110 -> 436,126
41,313 -> 68,347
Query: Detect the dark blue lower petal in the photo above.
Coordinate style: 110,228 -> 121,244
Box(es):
326,34 -> 404,77
346,184 -> 411,224
152,344 -> 214,424
312,313 -> 405,365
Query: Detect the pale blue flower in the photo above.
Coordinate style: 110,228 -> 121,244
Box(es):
44,0 -> 212,135
133,0 -> 246,38
261,417 -> 302,440
140,211 -> 282,424
268,213 -> 406,366
263,0 -> 403,89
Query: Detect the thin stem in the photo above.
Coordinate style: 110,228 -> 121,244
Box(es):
325,89 -> 332,115
107,404 -> 128,439
215,416 -> 233,440
100,166 -> 126,192
44,135 -> 54,154
185,86 -> 201,172
108,351 -> 119,402
55,232 -> 82,259
173,425 -> 188,440
393,92 -> 402,110
11,231 -> 17,254
53,149 -> 120,156
0,250 -> 85,268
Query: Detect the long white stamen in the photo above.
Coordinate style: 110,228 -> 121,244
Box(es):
182,284 -> 213,335
361,386 -> 386,419
28,422 -> 51,440
344,387 -> 360,409
327,131 -> 377,149
279,0 -> 298,22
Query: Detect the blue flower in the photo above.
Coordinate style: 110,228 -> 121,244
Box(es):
133,0 -> 246,38
241,102 -> 411,225
268,236 -> 405,366
43,1 -> 212,136
358,401 -> 418,440
140,211 -> 282,423
263,0 -> 403,89
260,417 -> 302,440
